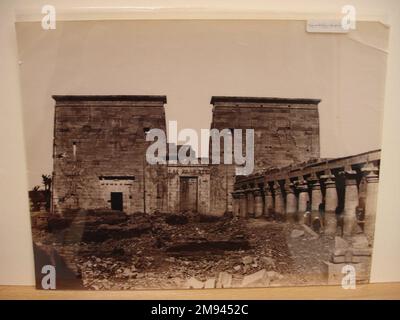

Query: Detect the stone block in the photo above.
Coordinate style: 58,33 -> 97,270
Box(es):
204,278 -> 216,289
216,272 -> 232,288
335,236 -> 350,250
186,277 -> 204,289
351,234 -> 369,249
323,261 -> 369,285
291,229 -> 305,238
241,269 -> 268,287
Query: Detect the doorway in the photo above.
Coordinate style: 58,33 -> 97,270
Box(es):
179,177 -> 198,212
110,192 -> 123,211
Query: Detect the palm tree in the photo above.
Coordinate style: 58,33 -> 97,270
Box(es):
41,174 -> 52,211
42,174 -> 52,191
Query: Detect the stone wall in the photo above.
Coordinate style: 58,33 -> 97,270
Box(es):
52,95 -> 321,217
52,95 -> 167,215
167,164 -> 211,214
208,96 -> 320,216
209,164 -> 235,216
210,97 -> 321,171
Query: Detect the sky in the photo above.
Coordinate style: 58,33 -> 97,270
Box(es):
15,20 -> 389,188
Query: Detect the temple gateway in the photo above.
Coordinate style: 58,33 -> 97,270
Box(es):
50,95 -> 380,285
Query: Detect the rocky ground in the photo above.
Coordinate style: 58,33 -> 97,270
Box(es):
32,211 -> 335,290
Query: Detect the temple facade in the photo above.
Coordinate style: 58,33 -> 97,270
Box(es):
49,94 -> 380,285
52,94 -> 379,234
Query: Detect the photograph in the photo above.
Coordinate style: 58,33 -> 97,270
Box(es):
16,18 -> 388,290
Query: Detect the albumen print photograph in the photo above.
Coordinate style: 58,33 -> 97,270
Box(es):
16,19 -> 388,290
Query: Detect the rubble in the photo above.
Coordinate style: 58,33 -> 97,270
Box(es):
165,214 -> 189,225
166,239 -> 251,253
242,256 -> 253,265
34,211 -> 297,290
260,256 -> 275,268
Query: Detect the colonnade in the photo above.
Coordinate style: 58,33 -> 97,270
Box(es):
232,151 -> 380,241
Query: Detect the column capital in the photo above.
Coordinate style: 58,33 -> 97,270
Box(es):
231,191 -> 241,199
273,182 -> 282,194
263,185 -> 271,195
294,177 -> 308,191
236,190 -> 246,198
321,169 -> 336,184
345,170 -> 358,185
244,188 -> 253,194
284,179 -> 295,193
324,178 -> 336,188
307,174 -> 321,190
361,163 -> 379,183
338,167 -> 358,185
307,172 -> 320,187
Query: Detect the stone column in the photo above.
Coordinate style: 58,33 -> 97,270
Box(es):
254,189 -> 264,218
343,169 -> 359,237
231,192 -> 240,217
274,182 -> 285,221
285,179 -> 297,223
264,185 -> 274,219
246,188 -> 255,217
297,179 -> 309,224
362,163 -> 379,243
310,176 -> 323,212
238,191 -> 247,218
322,173 -> 338,235
308,173 -> 323,231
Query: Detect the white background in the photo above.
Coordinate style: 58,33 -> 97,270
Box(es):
0,0 -> 399,286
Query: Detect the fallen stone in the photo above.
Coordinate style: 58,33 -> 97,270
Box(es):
290,229 -> 305,238
204,278 -> 216,289
186,277 -> 204,289
335,236 -> 349,250
260,256 -> 275,268
351,234 -> 369,249
122,268 -> 137,278
333,248 -> 348,256
165,257 -> 176,263
323,261 -> 369,285
352,248 -> 372,256
352,256 -> 372,264
233,265 -> 241,271
266,271 -> 280,280
241,269 -> 267,287
242,256 -> 253,265
332,256 -> 346,263
301,224 -> 319,238
216,272 -> 232,288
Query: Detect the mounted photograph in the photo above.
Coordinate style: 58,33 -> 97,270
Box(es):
16,19 -> 388,290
